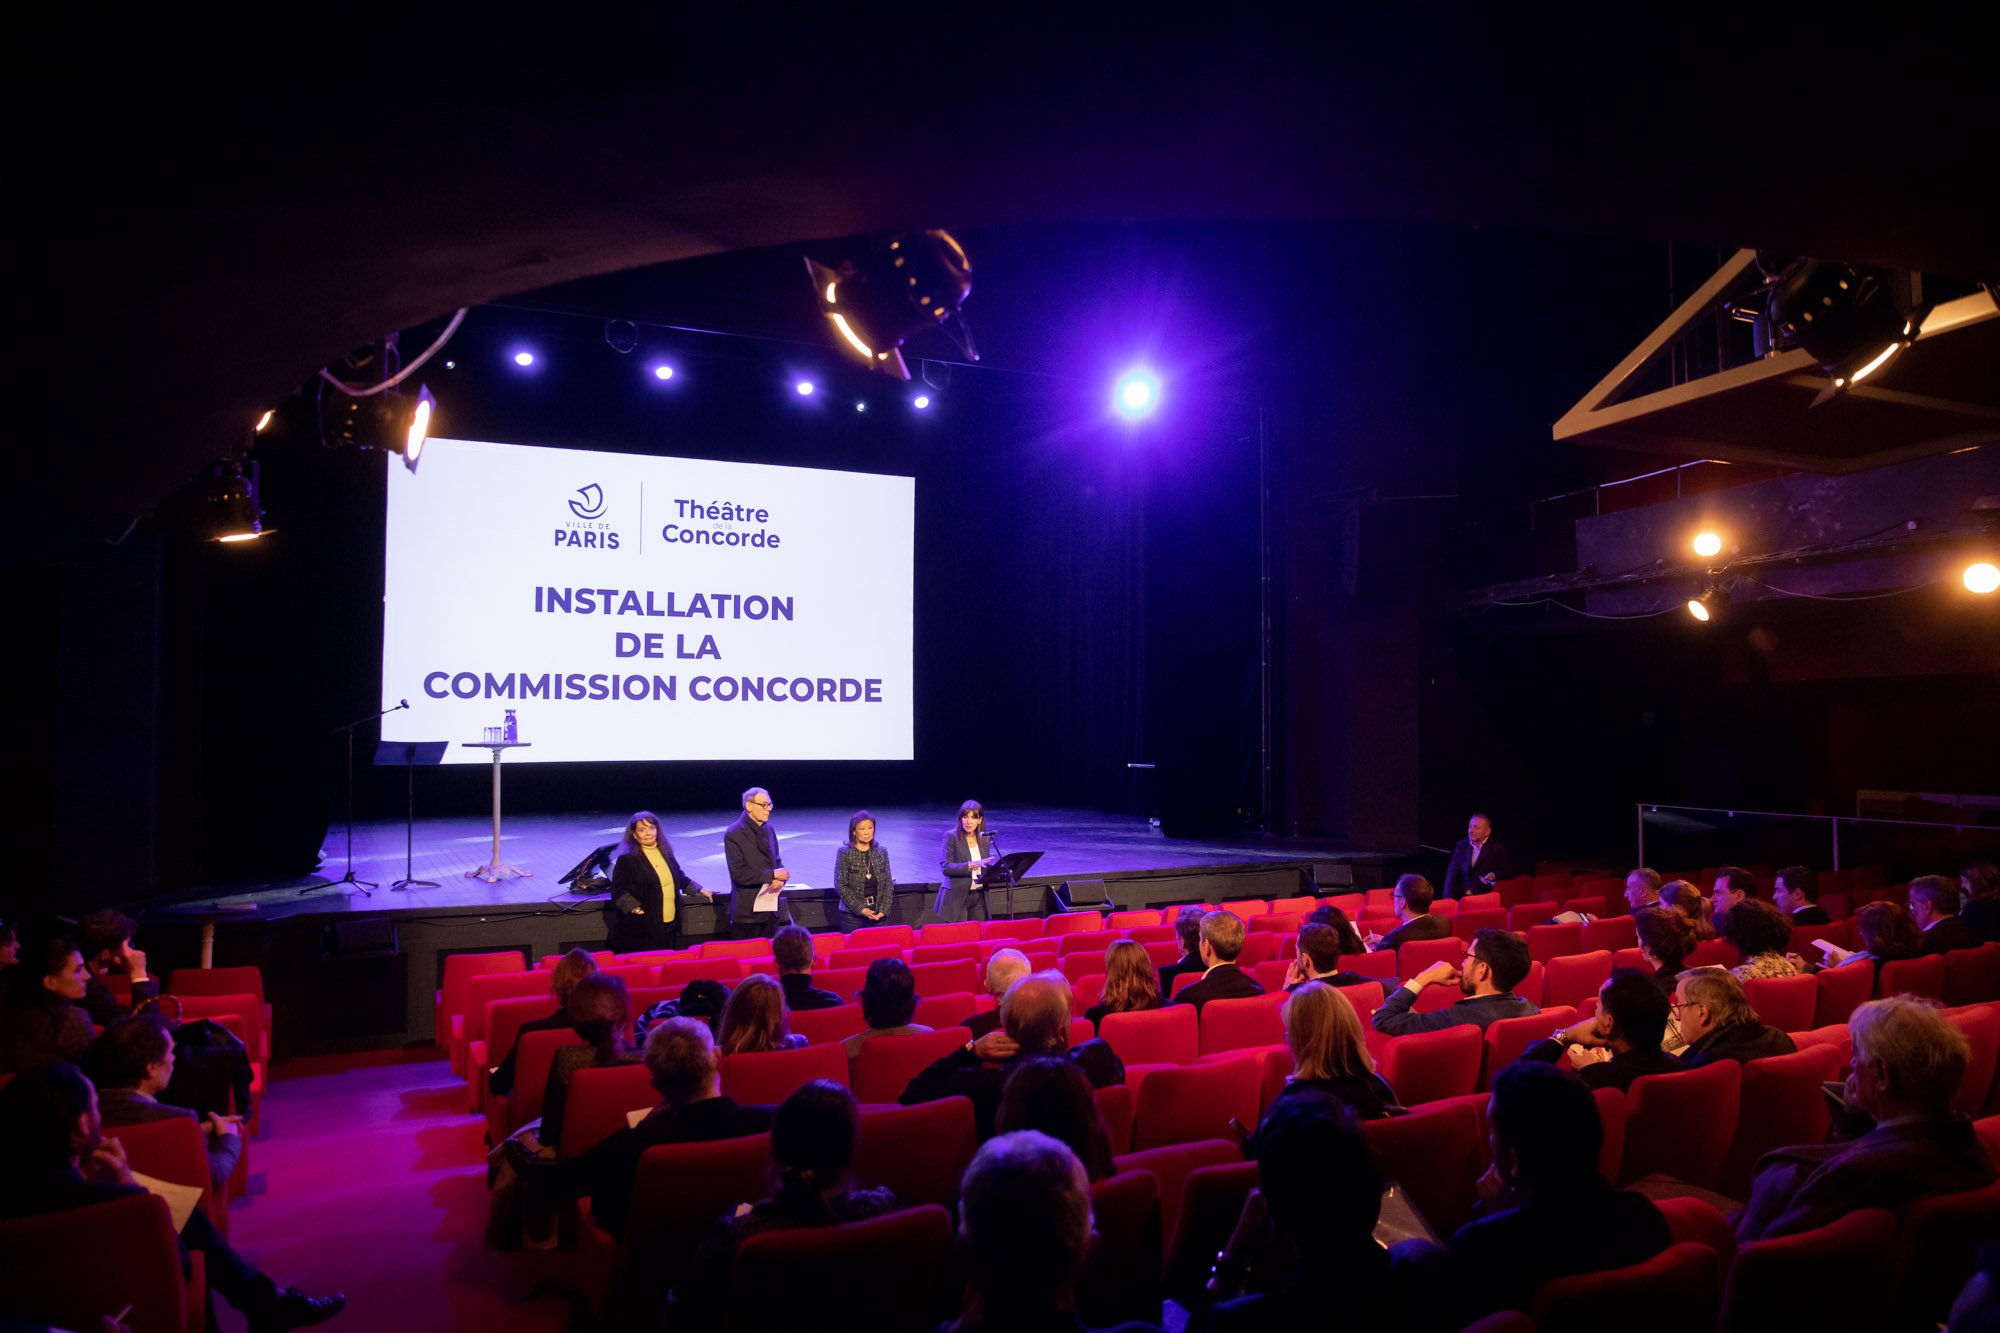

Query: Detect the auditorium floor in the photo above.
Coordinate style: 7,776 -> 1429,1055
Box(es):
218,1050 -> 575,1333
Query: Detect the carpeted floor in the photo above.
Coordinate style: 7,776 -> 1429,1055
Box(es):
215,1050 -> 575,1333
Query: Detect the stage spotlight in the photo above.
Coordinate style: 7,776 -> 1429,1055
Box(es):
1687,586 -> 1724,622
1762,256 -> 1923,392
321,384 -> 436,473
195,461 -> 269,542
255,409 -> 274,433
1966,562 -> 2000,594
1114,370 -> 1160,417
605,320 -> 638,355
796,380 -> 815,396
803,229 -> 978,380
513,351 -> 535,367
1692,531 -> 1723,558
855,401 -> 867,412
913,394 -> 931,410
653,365 -> 675,381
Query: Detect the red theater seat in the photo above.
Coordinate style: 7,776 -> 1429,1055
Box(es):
985,918 -> 1046,941
1170,972 -> 1203,999
1132,1055 -> 1259,1150
1507,902 -> 1557,932
618,1133 -> 771,1321
854,1097 -> 979,1206
916,921 -> 982,946
1251,960 -> 1290,992
1583,916 -> 1637,953
168,965 -> 272,1057
1339,950 -> 1400,980
1454,908 -> 1508,941
1271,895 -> 1317,914
910,941 -> 982,966
810,967 -> 870,997
1532,1241 -> 1719,1333
1108,909 -> 1164,929
1162,1161 -> 1261,1299
811,933 -> 845,960
1060,953 -> 1112,986
1620,1061 -> 1740,1190
1813,962 -> 1873,1026
1045,912 -> 1104,937
1377,1024 -> 1482,1106
1096,1083 -> 1135,1154
1526,922 -> 1583,963
1788,922 -> 1850,956
1234,934 -> 1279,969
1688,939 -> 1738,969
436,950 -> 524,1070
1397,936 -> 1460,979
1946,1004 -> 2000,1116
1248,912 -> 1306,935
847,924 -> 915,950
104,1115 -> 222,1235
719,1044 -> 849,1105
1946,943 -> 2000,1006
1129,924 -> 1178,945
1720,1208 -> 1897,1333
558,1063 -> 658,1158
1055,929 -> 1120,958
789,1003 -> 863,1046
907,959 -> 977,996
545,950 -> 618,969
731,1205 -> 958,1333
1741,974 -> 1817,1033
496,1027 -> 585,1137
1878,953 -> 1947,1001
1142,940 -> 1183,970
1482,1007 -> 1579,1090
1896,1181 -> 2000,1330
1070,975 -> 1107,1009
1197,993 -> 1285,1056
1079,1172 -> 1164,1328
0,1192 -> 204,1333
657,956 -> 743,987
913,992 -> 977,1029
1542,950 -> 1613,1011
1717,1044 -> 1841,1199
1217,899 -> 1269,921
1362,1098 -> 1484,1236
697,938 -> 772,961
829,944 -> 902,969
851,1028 -> 974,1104
1111,1137 -> 1244,1248
460,969 -> 555,1066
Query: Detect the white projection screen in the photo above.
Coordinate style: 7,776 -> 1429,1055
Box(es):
381,438 -> 914,763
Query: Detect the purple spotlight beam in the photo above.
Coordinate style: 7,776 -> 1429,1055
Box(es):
513,350 -> 535,367
1114,370 -> 1159,417
796,380 -> 815,396
653,365 -> 674,380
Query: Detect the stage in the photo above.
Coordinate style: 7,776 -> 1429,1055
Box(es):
138,804 -> 1391,1056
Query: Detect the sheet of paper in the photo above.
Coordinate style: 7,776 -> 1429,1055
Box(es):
626,1108 -> 649,1129
130,1168 -> 204,1232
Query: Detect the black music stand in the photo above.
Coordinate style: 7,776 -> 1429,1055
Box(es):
981,851 -> 1044,920
375,740 -> 447,890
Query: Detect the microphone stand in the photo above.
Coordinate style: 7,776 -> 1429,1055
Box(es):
302,700 -> 410,895
988,831 -> 1013,921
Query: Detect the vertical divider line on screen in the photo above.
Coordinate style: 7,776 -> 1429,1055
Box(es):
639,481 -> 644,554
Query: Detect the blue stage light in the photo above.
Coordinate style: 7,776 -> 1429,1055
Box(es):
913,394 -> 931,410
1114,370 -> 1159,416
796,380 -> 815,396
855,401 -> 867,412
653,365 -> 675,381
513,351 -> 535,367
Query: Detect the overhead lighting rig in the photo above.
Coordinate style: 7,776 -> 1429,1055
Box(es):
805,230 -> 977,379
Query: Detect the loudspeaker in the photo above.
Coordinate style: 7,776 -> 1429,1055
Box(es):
319,919 -> 397,958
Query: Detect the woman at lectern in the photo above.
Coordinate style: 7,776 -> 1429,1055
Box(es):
934,799 -> 997,923
607,811 -> 706,953
834,811 -> 893,926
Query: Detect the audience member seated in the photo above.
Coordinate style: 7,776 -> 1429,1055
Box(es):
0,1063 -> 345,1331
73,910 -> 158,1028
718,973 -> 809,1055
1282,922 -> 1375,991
840,958 -> 932,1064
1516,966 -> 1681,1092
1276,981 -> 1396,1119
945,1130 -> 1159,1333
1911,875 -> 1979,956
1172,911 -> 1265,1014
1156,906 -> 1210,998
511,1017 -> 775,1239
1303,904 -> 1368,955
1206,1089 -> 1441,1332
1082,941 -> 1162,1028
1712,866 -> 1758,928
1735,996 -> 1998,1241
995,1056 -> 1118,1181
1623,867 -> 1664,913
1672,967 -> 1797,1068
1774,865 -> 1830,926
771,925 -> 843,1011
1660,879 -> 1716,940
490,948 -> 599,1099
1817,901 -> 1923,981
85,1012 -> 243,1188
1962,858 -> 2000,945
1372,928 -> 1538,1037
1725,898 -> 1809,981
636,977 -> 728,1045
1364,875 -> 1450,952
969,949 -> 1034,1040
537,973 -> 639,1152
1,938 -> 95,1072
669,1079 -> 902,1324
1633,905 -> 1697,1001
1446,1062 -> 1671,1325
901,972 -> 1123,1140
1950,1239 -> 2000,1332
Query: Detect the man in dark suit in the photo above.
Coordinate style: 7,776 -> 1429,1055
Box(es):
965,949 -> 1032,1040
722,787 -> 787,939
1282,923 -> 1376,991
1442,814 -> 1514,900
1735,996 -> 1998,1241
1373,928 -> 1539,1037
1173,911 -> 1266,1014
1366,875 -> 1452,954
1774,866 -> 1831,926
771,925 -> 842,1010
1910,875 -> 1979,956
86,1013 -> 243,1188
1515,969 -> 1684,1093
1673,968 -> 1797,1068
1155,906 -> 1210,998
0,1063 -> 345,1331
899,973 -> 1124,1139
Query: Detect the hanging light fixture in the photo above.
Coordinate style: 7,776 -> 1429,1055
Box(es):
805,229 -> 978,379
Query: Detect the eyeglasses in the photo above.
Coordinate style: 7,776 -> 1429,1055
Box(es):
749,799 -> 772,809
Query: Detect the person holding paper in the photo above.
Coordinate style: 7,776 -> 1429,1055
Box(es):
934,799 -> 996,923
607,810 -> 706,953
723,787 -> 788,939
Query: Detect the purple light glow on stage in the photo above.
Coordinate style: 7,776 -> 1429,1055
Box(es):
653,364 -> 675,381
795,380 -> 815,396
512,350 -> 536,367
912,394 -> 931,410
1114,369 -> 1159,417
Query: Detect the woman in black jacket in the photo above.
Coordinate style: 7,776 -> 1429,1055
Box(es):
933,799 -> 995,923
606,810 -> 706,953
833,810 -> 893,926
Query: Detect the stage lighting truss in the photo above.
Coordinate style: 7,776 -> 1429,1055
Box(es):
805,230 -> 977,380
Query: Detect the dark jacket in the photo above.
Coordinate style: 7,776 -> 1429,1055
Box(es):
1443,837 -> 1515,900
900,1039 -> 1126,1140
1447,1178 -> 1670,1323
1920,915 -> 1979,956
671,1184 -> 904,1325
1173,964 -> 1265,1015
1155,951 -> 1204,998
1962,897 -> 2000,944
1372,987 -> 1538,1037
964,1009 -> 1005,1040
1678,1021 -> 1797,1070
833,844 -> 894,919
96,1086 -> 243,1187
82,974 -> 157,1028
1516,1040 -> 1684,1093
1275,1071 -> 1400,1120
1083,999 -> 1163,1028
1789,904 -> 1832,927
1734,1112 -> 1999,1242
526,1095 -> 775,1237
1213,1240 -> 1439,1333
1374,913 -> 1452,953
1287,970 -> 1379,992
723,813 -> 785,926
490,1009 -> 569,1099
779,972 -> 844,1012
607,844 -> 701,952
0,999 -> 94,1072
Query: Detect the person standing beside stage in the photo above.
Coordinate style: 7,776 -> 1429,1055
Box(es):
607,810 -> 707,953
833,810 -> 893,926
724,788 -> 788,939
935,799 -> 996,923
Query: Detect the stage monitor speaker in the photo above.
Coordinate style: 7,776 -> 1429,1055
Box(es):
319,919 -> 398,958
1061,880 -> 1111,911
1313,862 -> 1355,888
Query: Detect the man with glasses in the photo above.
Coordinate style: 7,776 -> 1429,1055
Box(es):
723,787 -> 790,939
1372,928 -> 1538,1036
1364,875 -> 1451,953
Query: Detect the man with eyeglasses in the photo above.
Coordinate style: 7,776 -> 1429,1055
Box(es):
723,787 -> 790,939
1371,928 -> 1538,1036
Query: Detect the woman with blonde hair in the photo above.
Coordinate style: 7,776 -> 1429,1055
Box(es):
1277,981 -> 1397,1119
717,973 -> 807,1055
1660,879 -> 1716,941
1083,940 -> 1163,1027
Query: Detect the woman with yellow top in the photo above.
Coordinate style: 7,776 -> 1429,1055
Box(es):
607,810 -> 707,952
